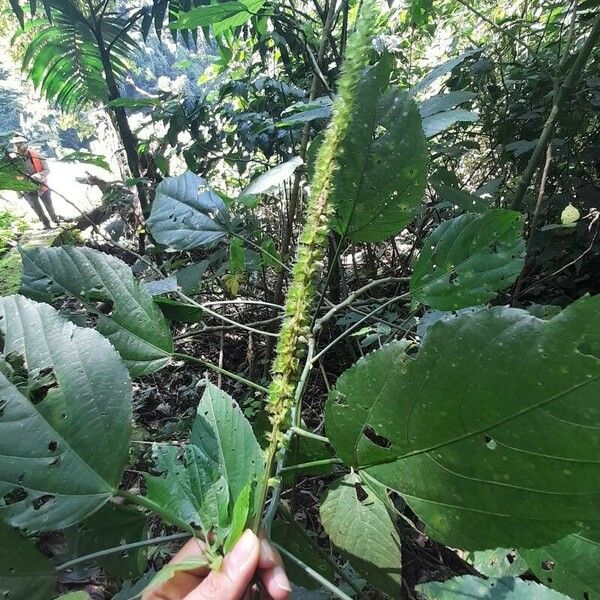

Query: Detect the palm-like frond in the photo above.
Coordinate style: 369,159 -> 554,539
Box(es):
22,11 -> 133,111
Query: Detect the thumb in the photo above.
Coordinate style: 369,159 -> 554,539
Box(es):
186,530 -> 260,600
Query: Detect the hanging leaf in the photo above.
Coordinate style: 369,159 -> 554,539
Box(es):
419,91 -> 477,118
0,521 -> 56,600
147,171 -> 228,250
20,246 -> 173,376
190,382 -> 265,515
0,295 -> 131,531
520,525 -> 600,599
0,158 -> 38,192
320,473 -> 401,599
60,152 -> 110,171
410,209 -> 525,310
432,183 -> 489,213
330,55 -> 428,242
229,238 -> 245,274
64,503 -> 147,580
240,156 -> 303,198
416,575 -> 571,599
145,443 -> 230,536
171,0 -> 263,30
421,109 -> 479,137
326,296 -> 600,549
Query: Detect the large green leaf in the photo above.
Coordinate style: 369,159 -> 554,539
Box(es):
320,473 -> 401,599
330,56 -> 428,242
325,341 -> 411,467
471,548 -> 527,578
145,443 -> 230,536
147,172 -> 228,250
171,0 -> 260,29
20,246 -> 173,376
190,382 -> 265,514
416,575 -> 571,599
326,296 -> 600,549
0,521 -> 56,600
520,525 -> 600,599
0,295 -> 132,531
410,209 -> 525,310
0,158 -> 38,192
65,503 -> 147,579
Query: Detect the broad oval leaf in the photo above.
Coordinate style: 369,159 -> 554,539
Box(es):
191,382 -> 265,514
20,246 -> 173,376
241,156 -> 303,197
147,171 -> 228,250
0,520 -> 56,600
320,473 -> 401,599
520,525 -> 600,599
326,296 -> 600,549
432,183 -> 489,213
421,109 -> 478,138
331,56 -> 428,242
471,548 -> 528,578
411,209 -> 525,310
416,575 -> 571,599
0,295 -> 132,531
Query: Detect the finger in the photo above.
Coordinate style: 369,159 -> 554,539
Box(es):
142,537 -> 210,600
186,529 -> 260,600
258,546 -> 291,600
258,536 -> 277,569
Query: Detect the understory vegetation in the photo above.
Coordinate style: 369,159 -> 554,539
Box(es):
1,0 -> 600,598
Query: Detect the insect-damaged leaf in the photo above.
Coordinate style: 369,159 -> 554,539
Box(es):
411,209 -> 525,310
190,382 -> 265,516
326,296 -> 600,549
520,524 -> 600,600
320,473 -> 401,599
416,575 -> 570,599
330,55 -> 428,242
20,246 -> 173,376
0,295 -> 131,531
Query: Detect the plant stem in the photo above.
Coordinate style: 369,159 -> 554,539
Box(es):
272,543 -> 355,600
174,352 -> 268,394
55,532 -> 190,572
116,490 -> 194,534
254,1 -> 381,535
290,426 -> 330,443
280,458 -> 342,473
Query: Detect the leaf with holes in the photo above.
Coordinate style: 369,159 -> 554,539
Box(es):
520,525 -> 600,599
325,341 -> 412,467
416,575 -> 571,599
330,55 -> 428,242
191,382 -> 265,517
320,473 -> 401,599
145,443 -> 230,537
147,171 -> 228,250
0,295 -> 131,531
411,209 -> 525,310
471,548 -> 528,578
64,503 -> 147,579
20,246 -> 173,376
326,296 -> 600,549
0,520 -> 56,600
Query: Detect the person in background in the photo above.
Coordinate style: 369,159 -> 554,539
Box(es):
10,133 -> 59,228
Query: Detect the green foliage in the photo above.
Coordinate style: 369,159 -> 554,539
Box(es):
0,520 -> 56,599
0,210 -> 27,255
520,526 -> 600,599
410,209 -> 525,310
0,295 -> 132,531
147,172 -> 228,249
320,473 -> 402,599
331,56 -> 428,242
327,296 -> 600,549
20,246 -> 173,376
416,575 -> 570,599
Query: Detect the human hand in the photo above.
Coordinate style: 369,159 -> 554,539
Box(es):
142,530 -> 291,600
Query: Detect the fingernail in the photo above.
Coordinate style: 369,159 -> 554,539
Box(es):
272,564 -> 292,592
229,529 -> 256,569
